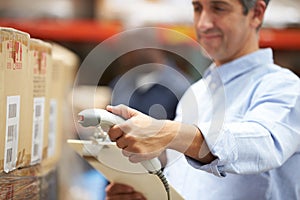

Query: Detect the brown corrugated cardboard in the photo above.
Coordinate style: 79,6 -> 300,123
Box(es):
41,44 -> 64,168
0,27 -> 32,173
41,43 -> 79,169
51,43 -> 79,139
29,38 -> 52,165
0,165 -> 41,200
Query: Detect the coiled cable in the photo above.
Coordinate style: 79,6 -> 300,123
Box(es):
153,170 -> 170,200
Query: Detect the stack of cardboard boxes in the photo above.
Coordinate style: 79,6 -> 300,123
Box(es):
0,27 -> 79,199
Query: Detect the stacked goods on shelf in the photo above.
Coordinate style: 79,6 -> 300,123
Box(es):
28,38 -> 52,166
49,43 -> 82,200
0,175 -> 39,199
0,27 -> 32,173
0,165 -> 41,200
40,43 -> 63,170
49,43 -> 79,140
0,164 -> 59,200
0,26 -> 79,198
41,42 -> 80,170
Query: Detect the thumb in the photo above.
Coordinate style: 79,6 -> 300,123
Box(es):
106,104 -> 138,120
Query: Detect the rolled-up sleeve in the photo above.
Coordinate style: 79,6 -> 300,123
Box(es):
185,69 -> 300,177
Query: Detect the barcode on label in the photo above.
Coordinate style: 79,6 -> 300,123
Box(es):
33,144 -> 39,158
7,125 -> 15,143
35,105 -> 41,117
34,123 -> 39,139
8,103 -> 17,118
50,104 -> 54,115
31,97 -> 45,164
5,96 -> 20,172
6,148 -> 12,164
49,120 -> 54,135
48,99 -> 57,157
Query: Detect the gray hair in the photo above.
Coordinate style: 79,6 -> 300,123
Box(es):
240,0 -> 270,14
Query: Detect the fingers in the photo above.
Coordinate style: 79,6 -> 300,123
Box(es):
108,127 -> 130,150
121,148 -> 131,157
108,125 -> 123,142
105,183 -> 146,200
115,135 -> 128,149
106,104 -> 139,119
106,183 -> 134,194
122,150 -> 159,163
106,193 -> 145,200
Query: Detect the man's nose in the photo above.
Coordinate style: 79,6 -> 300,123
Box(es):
196,11 -> 214,32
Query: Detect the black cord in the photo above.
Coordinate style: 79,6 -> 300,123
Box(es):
155,170 -> 170,200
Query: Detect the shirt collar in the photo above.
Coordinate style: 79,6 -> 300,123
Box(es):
204,48 -> 274,84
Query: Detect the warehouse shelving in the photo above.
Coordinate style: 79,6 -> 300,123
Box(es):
0,19 -> 123,42
0,18 -> 300,50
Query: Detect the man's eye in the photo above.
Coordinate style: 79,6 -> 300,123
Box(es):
212,6 -> 226,12
193,6 -> 202,12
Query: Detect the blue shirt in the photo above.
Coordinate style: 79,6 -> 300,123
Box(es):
164,48 -> 300,200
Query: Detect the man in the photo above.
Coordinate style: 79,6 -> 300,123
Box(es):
105,0 -> 300,199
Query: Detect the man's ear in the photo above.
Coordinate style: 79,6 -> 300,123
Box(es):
250,0 -> 267,29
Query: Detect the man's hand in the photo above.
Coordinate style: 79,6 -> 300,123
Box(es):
105,183 -> 146,200
106,104 -> 175,163
107,104 -> 215,164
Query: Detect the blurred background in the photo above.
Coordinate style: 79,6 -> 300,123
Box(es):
0,0 -> 299,200
0,0 -> 299,78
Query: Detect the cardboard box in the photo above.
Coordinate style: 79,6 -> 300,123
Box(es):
0,164 -> 58,200
29,38 -> 52,165
0,165 -> 43,200
42,43 -> 79,168
0,27 -> 32,173
41,44 -> 63,168
50,43 -> 79,139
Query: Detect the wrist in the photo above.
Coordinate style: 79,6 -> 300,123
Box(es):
164,122 -> 215,163
166,121 -> 198,154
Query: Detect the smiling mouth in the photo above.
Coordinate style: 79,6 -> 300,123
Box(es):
197,30 -> 222,40
199,34 -> 221,40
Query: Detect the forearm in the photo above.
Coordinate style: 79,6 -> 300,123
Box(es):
107,104 -> 216,164
186,120 -> 300,175
165,120 -> 215,164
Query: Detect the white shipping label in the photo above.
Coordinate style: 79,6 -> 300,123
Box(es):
48,99 -> 57,157
31,97 -> 45,165
4,96 -> 20,172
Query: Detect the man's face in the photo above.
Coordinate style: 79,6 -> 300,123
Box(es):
192,0 -> 257,65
